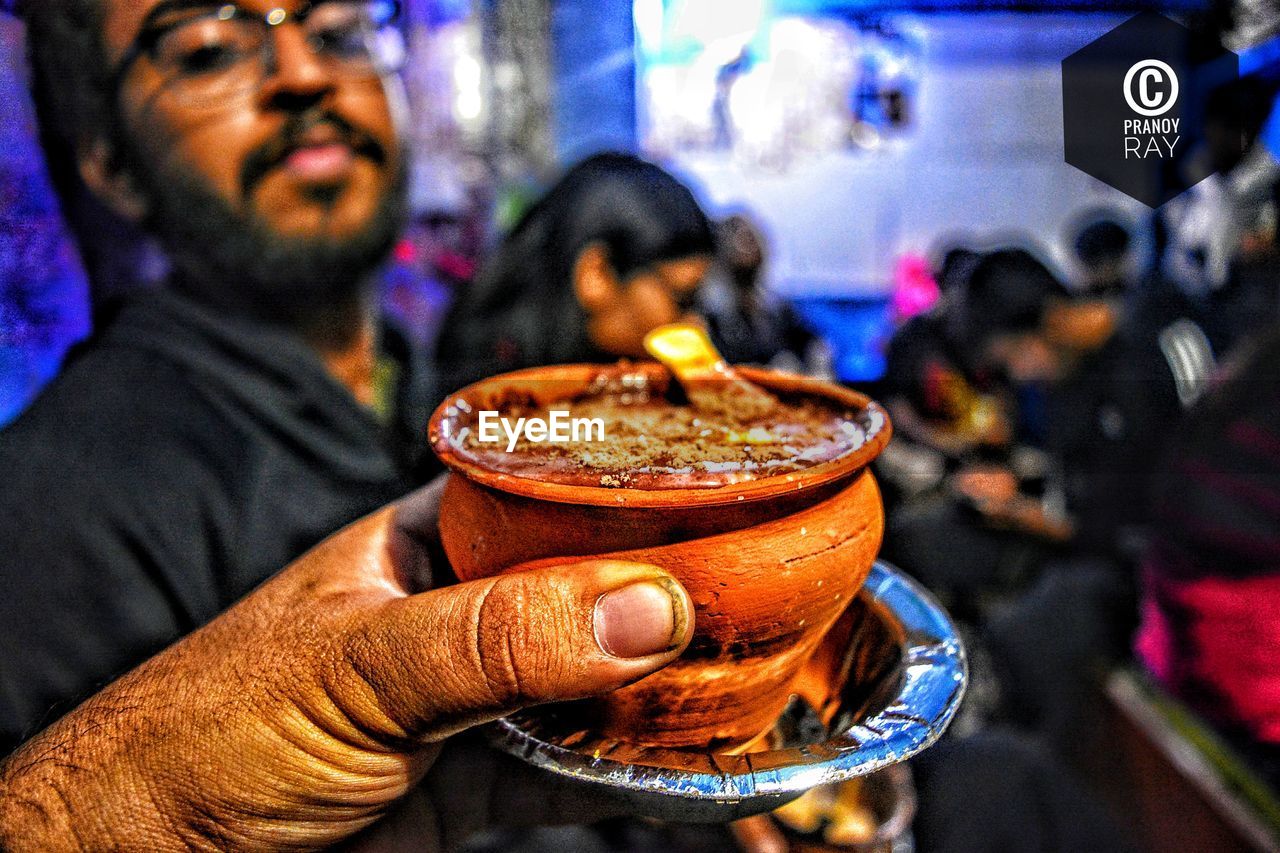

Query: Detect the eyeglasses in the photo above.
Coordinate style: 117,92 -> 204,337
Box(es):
110,0 -> 404,107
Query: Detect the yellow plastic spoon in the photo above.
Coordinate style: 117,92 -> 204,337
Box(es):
643,323 -> 777,418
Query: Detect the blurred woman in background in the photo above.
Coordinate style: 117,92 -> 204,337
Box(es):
435,153 -> 715,395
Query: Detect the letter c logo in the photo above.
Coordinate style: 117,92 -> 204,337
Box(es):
1123,59 -> 1178,117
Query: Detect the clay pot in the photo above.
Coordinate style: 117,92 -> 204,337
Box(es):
430,363 -> 891,750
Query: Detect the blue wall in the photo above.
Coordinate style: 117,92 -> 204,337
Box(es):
550,0 -> 638,162
0,17 -> 90,427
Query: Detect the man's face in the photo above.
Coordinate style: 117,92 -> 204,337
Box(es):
98,0 -> 407,308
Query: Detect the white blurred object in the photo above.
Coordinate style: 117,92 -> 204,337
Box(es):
639,9 -> 922,172
1229,96 -> 1280,242
877,439 -> 946,498
409,157 -> 469,217
803,338 -> 836,382
1221,0 -> 1280,52
669,0 -> 765,51
1162,94 -> 1280,298
1161,174 -> 1238,297
728,19 -> 861,169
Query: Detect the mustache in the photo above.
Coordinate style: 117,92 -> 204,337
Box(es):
240,110 -> 387,191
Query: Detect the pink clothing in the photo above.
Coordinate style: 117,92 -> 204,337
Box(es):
1138,555 -> 1280,743
1136,334 -> 1280,747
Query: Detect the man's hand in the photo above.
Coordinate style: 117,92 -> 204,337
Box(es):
0,479 -> 694,852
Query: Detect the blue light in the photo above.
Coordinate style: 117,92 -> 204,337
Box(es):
792,297 -> 894,383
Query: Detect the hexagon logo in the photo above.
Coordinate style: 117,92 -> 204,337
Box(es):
1063,13 -> 1240,208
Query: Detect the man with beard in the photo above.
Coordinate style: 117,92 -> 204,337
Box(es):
0,0 -> 423,752
0,5 -> 752,847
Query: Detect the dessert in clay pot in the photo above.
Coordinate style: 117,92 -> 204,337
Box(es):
429,327 -> 891,750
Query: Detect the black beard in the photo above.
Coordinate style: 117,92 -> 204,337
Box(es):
120,120 -> 408,327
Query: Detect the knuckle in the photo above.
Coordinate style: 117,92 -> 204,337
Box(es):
470,573 -> 578,707
472,578 -> 524,707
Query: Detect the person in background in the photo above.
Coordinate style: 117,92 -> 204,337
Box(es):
880,313 -> 1010,463
1070,210 -> 1134,299
1153,78 -> 1276,353
0,7 -> 718,846
1199,84 -> 1280,354
701,213 -> 817,371
933,243 -> 982,297
945,246 -> 1204,559
434,152 -> 715,396
1136,325 -> 1280,789
959,248 -> 1202,757
880,246 -> 1017,463
876,243 -> 992,499
879,249 -> 1060,615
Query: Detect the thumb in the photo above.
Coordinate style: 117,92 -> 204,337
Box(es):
340,560 -> 694,743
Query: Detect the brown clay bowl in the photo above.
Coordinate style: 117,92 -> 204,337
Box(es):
429,363 -> 892,749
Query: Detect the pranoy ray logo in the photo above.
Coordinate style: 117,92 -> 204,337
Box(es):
1062,13 -> 1241,208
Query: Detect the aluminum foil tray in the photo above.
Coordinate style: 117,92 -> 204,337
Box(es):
488,561 -> 966,822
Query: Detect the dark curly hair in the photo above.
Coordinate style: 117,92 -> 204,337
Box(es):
948,247 -> 1069,359
21,0 -> 114,201
21,0 -> 159,295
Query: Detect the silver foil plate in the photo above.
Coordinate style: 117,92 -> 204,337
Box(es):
487,561 -> 967,822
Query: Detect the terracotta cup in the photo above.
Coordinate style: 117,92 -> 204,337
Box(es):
429,363 -> 891,750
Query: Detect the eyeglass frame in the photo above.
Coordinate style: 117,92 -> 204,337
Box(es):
107,0 -> 403,103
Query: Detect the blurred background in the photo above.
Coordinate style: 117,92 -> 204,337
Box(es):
3,0 -> 1280,850
6,0 -> 1267,419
